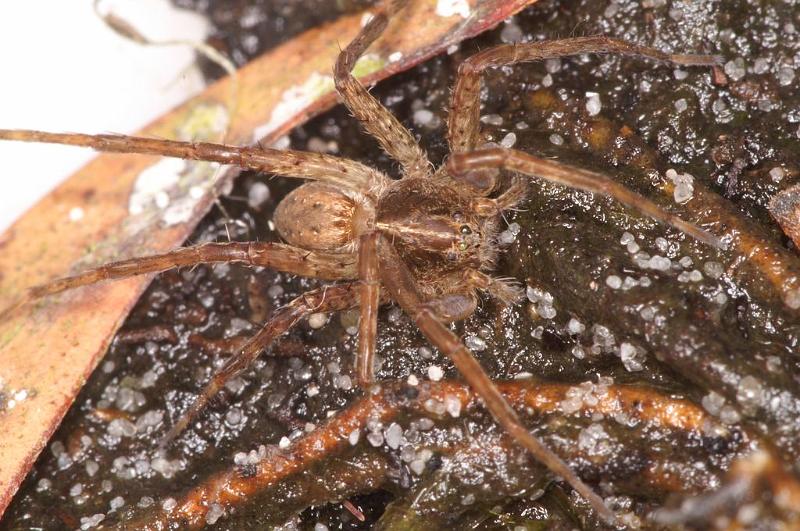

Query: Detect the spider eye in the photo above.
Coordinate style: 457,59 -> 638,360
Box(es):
447,251 -> 458,261
460,225 -> 472,235
453,212 -> 464,221
458,242 -> 468,250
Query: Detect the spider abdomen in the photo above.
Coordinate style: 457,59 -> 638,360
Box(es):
274,182 -> 366,252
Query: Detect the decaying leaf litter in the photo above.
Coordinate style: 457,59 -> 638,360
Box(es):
3,0 -> 800,529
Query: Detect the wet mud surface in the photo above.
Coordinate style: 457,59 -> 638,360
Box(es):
3,0 -> 800,529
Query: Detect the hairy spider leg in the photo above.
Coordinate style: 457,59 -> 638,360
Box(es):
448,35 -> 722,155
448,148 -> 725,249
374,233 -> 618,524
0,237 -> 363,444
356,233 -> 381,386
333,0 -> 432,179
0,242 -> 357,323
443,35 -> 722,197
0,129 -> 389,196
161,283 -> 363,446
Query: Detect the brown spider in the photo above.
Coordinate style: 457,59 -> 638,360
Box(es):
0,0 -> 724,523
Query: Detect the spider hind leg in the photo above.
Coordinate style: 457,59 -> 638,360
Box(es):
162,283 -> 362,446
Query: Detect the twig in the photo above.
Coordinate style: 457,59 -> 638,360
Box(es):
116,379 -> 753,529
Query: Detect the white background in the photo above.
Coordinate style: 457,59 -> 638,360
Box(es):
0,0 -> 211,231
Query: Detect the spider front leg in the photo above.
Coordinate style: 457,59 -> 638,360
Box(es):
356,233 -> 381,386
444,36 -> 722,198
355,233 -> 480,386
374,234 -> 618,525
0,242 -> 357,321
333,0 -> 432,179
448,36 -> 721,155
450,148 -> 725,249
162,282 -> 362,445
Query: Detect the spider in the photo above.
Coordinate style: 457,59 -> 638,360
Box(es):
0,0 -> 724,523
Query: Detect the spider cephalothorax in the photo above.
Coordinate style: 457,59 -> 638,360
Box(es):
0,0 -> 726,524
375,177 -> 506,277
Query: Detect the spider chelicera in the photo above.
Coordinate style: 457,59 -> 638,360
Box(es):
0,0 -> 724,523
